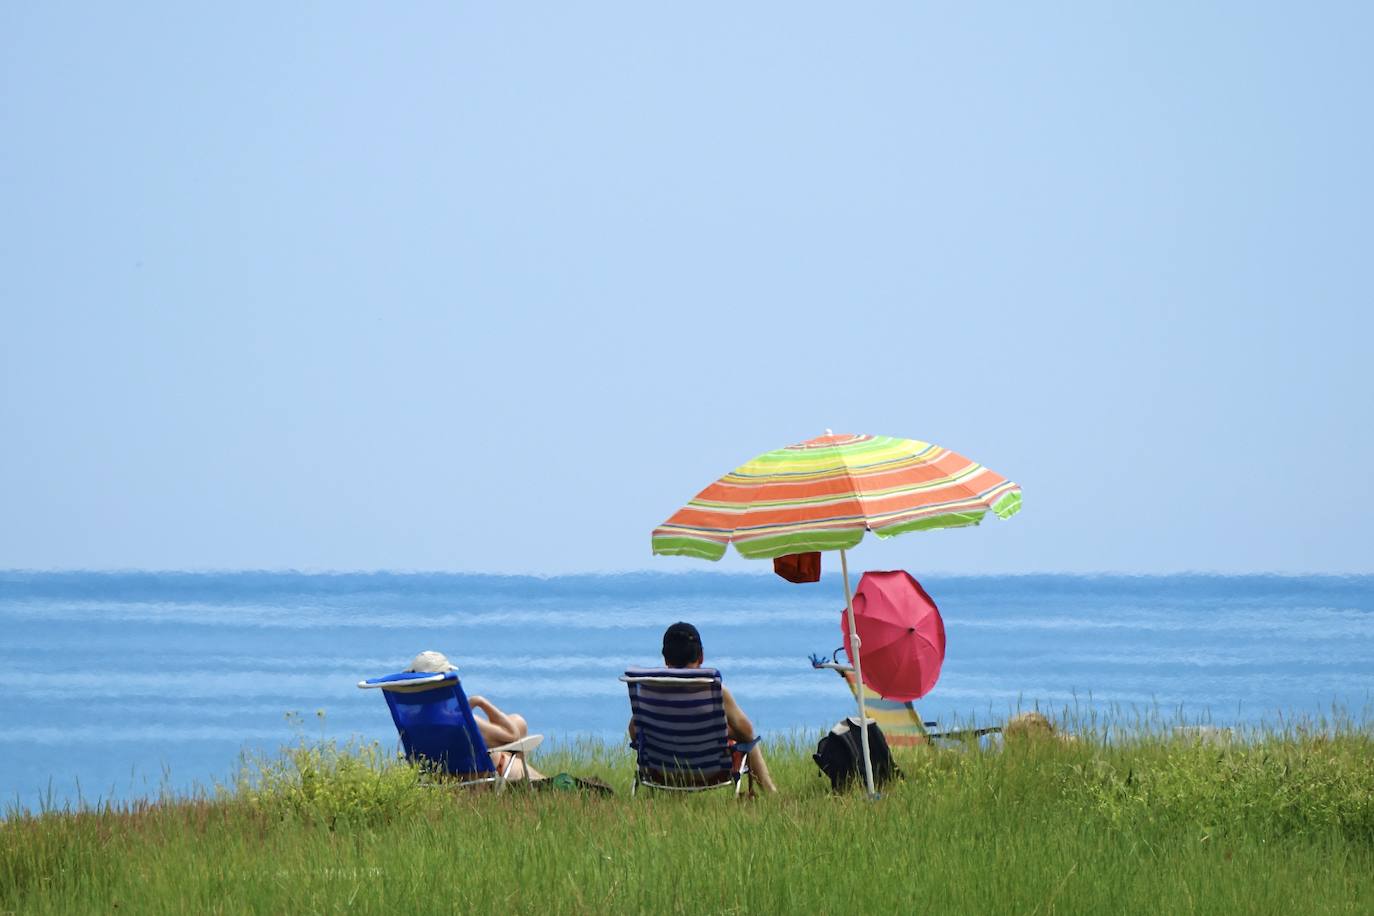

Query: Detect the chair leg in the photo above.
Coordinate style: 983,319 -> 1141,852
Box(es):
495,751 -> 524,794
734,759 -> 753,797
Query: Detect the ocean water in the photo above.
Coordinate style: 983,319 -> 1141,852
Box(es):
2,571 -> 1371,813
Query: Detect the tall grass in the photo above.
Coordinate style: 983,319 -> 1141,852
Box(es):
3,718 -> 1372,914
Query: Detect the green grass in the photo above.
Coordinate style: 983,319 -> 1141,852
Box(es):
3,723 -> 1373,914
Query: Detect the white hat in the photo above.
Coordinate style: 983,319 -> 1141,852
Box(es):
406,650 -> 457,673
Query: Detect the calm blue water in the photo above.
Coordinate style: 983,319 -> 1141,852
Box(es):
3,571 -> 1371,813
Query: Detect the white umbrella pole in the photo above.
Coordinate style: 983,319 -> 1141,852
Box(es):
840,548 -> 878,798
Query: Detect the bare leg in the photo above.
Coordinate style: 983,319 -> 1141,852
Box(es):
503,753 -> 544,781
745,744 -> 777,794
491,712 -> 541,780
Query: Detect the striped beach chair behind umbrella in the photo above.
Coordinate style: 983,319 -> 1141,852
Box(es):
621,667 -> 759,796
813,648 -> 1001,747
837,668 -> 936,746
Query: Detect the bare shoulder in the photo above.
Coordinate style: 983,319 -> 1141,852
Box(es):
720,683 -> 744,713
719,682 -> 754,739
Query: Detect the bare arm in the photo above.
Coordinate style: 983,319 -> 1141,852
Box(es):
721,686 -> 756,741
468,695 -> 520,747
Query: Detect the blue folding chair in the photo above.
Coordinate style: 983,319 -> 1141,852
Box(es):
358,670 -> 543,791
620,667 -> 760,797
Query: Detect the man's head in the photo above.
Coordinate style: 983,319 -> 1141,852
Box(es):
662,621 -> 703,668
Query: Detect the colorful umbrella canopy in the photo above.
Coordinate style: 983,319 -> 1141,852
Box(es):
651,433 -> 1021,561
842,570 -> 946,702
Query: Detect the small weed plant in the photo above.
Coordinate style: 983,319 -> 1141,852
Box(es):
233,735 -> 429,829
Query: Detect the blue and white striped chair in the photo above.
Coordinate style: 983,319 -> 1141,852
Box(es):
621,667 -> 760,797
358,670 -> 542,792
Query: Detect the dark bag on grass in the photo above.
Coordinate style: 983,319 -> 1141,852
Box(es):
813,717 -> 901,792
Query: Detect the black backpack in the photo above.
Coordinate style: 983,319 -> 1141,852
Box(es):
813,717 -> 902,792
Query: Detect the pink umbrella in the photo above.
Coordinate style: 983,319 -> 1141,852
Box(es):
842,570 -> 946,702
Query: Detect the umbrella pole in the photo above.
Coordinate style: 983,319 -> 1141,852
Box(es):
840,548 -> 878,798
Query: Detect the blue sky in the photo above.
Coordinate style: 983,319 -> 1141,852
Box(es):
2,4 -> 1370,574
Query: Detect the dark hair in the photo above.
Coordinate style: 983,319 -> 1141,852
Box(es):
662,621 -> 703,668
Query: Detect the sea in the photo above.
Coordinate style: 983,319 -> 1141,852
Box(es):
2,571 -> 1371,814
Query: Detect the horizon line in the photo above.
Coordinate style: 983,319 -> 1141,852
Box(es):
2,567 -> 1371,579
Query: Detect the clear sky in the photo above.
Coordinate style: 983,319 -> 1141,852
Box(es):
2,4 -> 1370,574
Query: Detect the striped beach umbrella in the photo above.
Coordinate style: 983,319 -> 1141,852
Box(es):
651,431 -> 1021,796
651,433 -> 1020,561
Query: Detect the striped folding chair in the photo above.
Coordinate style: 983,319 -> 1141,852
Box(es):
811,648 -> 1000,746
837,668 -> 937,746
357,670 -> 543,791
620,667 -> 760,797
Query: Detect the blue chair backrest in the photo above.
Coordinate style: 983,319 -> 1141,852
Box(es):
362,671 -> 494,776
623,667 -> 731,782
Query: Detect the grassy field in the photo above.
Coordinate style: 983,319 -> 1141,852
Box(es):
3,723 -> 1373,915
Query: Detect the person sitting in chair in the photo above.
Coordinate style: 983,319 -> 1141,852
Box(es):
627,623 -> 778,794
407,650 -> 545,781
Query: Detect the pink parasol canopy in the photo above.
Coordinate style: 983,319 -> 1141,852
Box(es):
841,570 -> 946,702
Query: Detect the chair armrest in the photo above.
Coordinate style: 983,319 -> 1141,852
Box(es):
812,662 -> 855,674
491,734 -> 544,755
928,726 -> 1001,740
